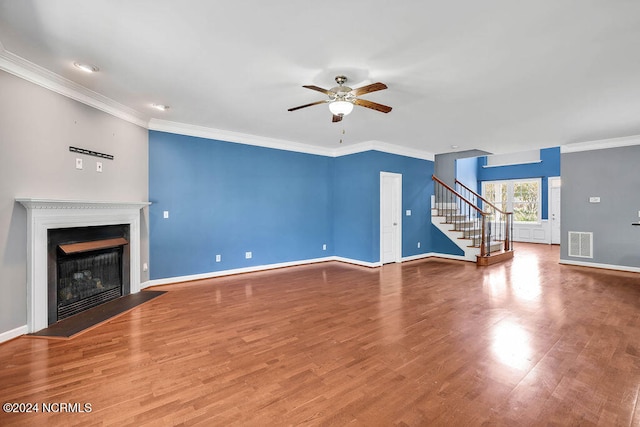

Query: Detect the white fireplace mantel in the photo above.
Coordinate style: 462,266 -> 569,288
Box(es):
17,198 -> 150,332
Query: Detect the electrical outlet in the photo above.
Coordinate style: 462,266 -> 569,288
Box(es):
417,242 -> 421,248
75,158 -> 83,169
215,254 -> 221,262
163,211 -> 169,219
322,244 -> 327,251
406,210 -> 412,216
245,251 -> 252,259
96,161 -> 103,172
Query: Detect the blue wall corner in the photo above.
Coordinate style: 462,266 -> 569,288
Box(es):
149,131 -> 437,279
333,150 -> 433,263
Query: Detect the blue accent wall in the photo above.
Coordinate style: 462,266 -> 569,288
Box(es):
149,131 -> 332,279
149,131 -> 460,280
332,150 -> 434,263
476,147 -> 561,219
456,156 -> 479,193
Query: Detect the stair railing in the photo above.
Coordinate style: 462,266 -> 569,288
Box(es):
455,179 -> 513,252
432,175 -> 489,256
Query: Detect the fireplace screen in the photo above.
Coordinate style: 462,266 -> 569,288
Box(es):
57,247 -> 123,320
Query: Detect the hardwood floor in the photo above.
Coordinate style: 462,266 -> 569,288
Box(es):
1,243 -> 640,426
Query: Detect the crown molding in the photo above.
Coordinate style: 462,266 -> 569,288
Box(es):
0,45 -> 148,128
1,44 -> 435,161
149,120 -> 435,160
561,134 -> 640,154
148,119 -> 333,156
331,140 -> 435,161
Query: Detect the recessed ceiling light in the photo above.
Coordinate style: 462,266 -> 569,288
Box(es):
73,61 -> 99,73
151,104 -> 170,111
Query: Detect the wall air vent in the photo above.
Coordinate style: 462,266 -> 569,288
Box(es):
568,231 -> 593,258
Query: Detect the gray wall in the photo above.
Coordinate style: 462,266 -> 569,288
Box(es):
0,70 -> 149,336
434,149 -> 491,186
561,145 -> 640,268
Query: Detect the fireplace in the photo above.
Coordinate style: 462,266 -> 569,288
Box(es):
17,199 -> 149,333
48,224 -> 130,324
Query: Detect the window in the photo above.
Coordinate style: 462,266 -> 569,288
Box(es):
482,179 -> 541,223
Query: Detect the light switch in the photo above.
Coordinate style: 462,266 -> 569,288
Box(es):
589,197 -> 600,203
163,211 -> 169,219
406,210 -> 412,216
75,158 -> 83,170
96,161 -> 103,172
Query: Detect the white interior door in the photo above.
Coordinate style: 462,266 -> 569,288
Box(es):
549,177 -> 561,244
380,172 -> 402,264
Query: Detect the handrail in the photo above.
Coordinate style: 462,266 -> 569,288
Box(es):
454,178 -> 513,251
432,175 -> 514,257
432,175 -> 483,214
455,179 -> 511,216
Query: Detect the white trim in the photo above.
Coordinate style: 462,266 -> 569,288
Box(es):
145,256 -> 380,287
548,176 -> 561,245
0,46 -> 436,161
331,257 -> 381,268
561,134 -> 640,153
380,172 -> 403,264
422,252 -> 473,262
482,160 -> 542,168
0,46 -> 148,128
149,120 -> 436,160
559,259 -> 640,274
332,140 -> 435,161
16,198 -> 150,333
402,253 -> 434,262
148,119 -> 332,157
0,325 -> 28,344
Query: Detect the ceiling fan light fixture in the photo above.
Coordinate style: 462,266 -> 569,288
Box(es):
329,100 -> 354,116
152,103 -> 170,111
73,61 -> 99,73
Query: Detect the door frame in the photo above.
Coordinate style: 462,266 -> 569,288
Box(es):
548,176 -> 561,244
380,172 -> 403,264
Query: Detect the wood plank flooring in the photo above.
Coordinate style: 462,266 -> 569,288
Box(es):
1,243 -> 640,426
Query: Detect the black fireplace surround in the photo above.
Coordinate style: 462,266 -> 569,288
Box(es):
47,224 -> 130,325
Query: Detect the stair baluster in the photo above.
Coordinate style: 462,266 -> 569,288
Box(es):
432,175 -> 514,265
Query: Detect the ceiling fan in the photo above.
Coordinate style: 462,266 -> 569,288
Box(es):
288,75 -> 392,122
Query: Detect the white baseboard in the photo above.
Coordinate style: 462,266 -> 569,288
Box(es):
559,258 -> 640,273
422,252 -> 472,262
401,253 -> 433,262
144,252 -> 472,289
0,325 -> 28,344
146,257 -> 338,287
331,257 -> 381,268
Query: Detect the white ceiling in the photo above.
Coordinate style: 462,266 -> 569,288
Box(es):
1,0 -> 639,155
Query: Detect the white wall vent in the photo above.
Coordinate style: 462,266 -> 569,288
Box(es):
568,232 -> 593,258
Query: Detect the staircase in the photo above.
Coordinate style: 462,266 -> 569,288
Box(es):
431,175 -> 514,266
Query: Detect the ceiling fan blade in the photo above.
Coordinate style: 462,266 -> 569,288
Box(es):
351,82 -> 388,97
287,100 -> 328,112
353,98 -> 392,113
303,85 -> 334,96
332,114 -> 343,123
